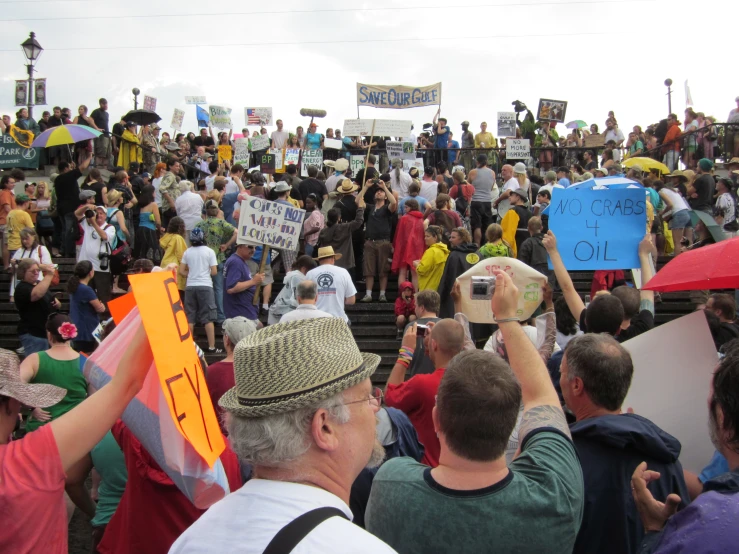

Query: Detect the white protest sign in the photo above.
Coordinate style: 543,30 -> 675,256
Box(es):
250,134 -> 270,151
506,138 -> 530,159
386,141 -> 417,161
245,107 -> 273,126
324,138 -> 343,150
403,158 -> 424,174
185,96 -> 206,104
301,149 -> 323,177
497,112 -> 516,137
622,311 -> 717,473
171,109 -> 185,131
456,258 -> 548,323
350,155 -> 366,175
143,95 -> 157,112
237,197 -> 305,251
209,105 -> 232,129
342,119 -> 412,138
284,148 -> 300,166
234,138 -> 249,165
269,148 -> 284,171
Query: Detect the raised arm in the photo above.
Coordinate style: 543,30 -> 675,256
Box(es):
542,230 -> 586,323
492,269 -> 570,441
638,236 -> 655,313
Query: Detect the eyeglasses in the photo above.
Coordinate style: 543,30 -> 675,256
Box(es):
344,387 -> 383,408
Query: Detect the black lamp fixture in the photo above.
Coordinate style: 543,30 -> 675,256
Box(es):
20,32 -> 43,117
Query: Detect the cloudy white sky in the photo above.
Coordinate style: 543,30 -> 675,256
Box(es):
1,0 -> 736,137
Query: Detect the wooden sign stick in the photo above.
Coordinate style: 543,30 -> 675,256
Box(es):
252,244 -> 271,306
361,119 -> 377,189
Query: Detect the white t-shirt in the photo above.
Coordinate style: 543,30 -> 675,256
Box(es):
497,177 -> 520,219
224,177 -> 240,196
205,175 -> 217,192
539,183 -> 565,196
271,130 -> 289,150
419,179 -> 438,205
305,264 -> 357,322
78,219 -> 116,273
279,304 -> 335,323
390,170 -> 413,200
182,245 -> 217,287
170,479 -> 396,554
660,188 -> 689,212
175,191 -> 204,231
152,176 -> 163,207
604,128 -> 625,145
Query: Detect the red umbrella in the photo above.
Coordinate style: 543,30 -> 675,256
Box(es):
644,237 -> 739,292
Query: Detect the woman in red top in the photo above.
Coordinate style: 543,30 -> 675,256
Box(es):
392,198 -> 426,290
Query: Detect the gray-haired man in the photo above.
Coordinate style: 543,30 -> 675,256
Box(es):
279,280 -> 334,323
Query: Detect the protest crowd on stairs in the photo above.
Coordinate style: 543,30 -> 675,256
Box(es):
2,93 -> 739,554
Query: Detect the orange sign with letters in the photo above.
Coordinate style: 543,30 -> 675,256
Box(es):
129,272 -> 225,467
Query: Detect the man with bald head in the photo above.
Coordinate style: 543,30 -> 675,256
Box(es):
493,163 -> 519,221
384,318 -> 466,466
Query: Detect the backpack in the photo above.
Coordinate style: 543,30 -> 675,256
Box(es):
452,182 -> 470,216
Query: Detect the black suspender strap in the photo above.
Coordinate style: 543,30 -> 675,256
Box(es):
263,507 -> 348,554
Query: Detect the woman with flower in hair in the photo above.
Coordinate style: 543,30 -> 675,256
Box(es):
67,260 -> 106,353
19,313 -> 87,433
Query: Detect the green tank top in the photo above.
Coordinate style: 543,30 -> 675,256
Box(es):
25,351 -> 87,433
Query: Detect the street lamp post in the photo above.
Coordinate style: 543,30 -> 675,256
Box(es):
20,32 -> 43,119
664,78 -> 673,116
132,88 -> 140,110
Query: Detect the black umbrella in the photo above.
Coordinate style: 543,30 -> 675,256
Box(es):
122,109 -> 161,126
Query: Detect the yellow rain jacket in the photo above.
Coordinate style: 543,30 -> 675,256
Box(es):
160,232 -> 187,290
117,129 -> 142,168
417,242 -> 450,292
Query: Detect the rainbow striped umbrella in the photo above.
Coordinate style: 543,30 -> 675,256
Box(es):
31,124 -> 102,147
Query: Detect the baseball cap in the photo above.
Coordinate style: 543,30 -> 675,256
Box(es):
79,190 -> 96,200
15,193 -> 30,203
205,199 -> 219,210
222,317 -> 258,345
545,170 -> 557,181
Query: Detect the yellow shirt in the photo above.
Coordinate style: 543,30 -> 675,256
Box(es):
416,242 -> 450,291
7,209 -> 33,250
475,132 -> 497,148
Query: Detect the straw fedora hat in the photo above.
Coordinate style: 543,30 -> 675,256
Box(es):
219,318 -> 380,417
0,349 -> 66,408
336,179 -> 359,195
313,246 -> 342,261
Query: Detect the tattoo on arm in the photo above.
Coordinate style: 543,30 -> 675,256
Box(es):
640,298 -> 655,316
519,404 -> 571,444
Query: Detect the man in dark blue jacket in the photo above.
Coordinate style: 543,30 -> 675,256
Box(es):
560,334 -> 689,554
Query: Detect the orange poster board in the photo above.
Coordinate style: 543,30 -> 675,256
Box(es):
107,292 -> 137,325
129,272 -> 225,467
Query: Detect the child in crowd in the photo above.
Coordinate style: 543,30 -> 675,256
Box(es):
394,281 -> 416,339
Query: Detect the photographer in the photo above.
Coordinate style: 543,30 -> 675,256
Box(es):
74,203 -> 115,304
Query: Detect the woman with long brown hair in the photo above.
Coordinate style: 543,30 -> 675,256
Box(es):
72,105 -> 101,166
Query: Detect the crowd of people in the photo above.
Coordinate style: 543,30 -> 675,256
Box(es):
1,97 -> 739,553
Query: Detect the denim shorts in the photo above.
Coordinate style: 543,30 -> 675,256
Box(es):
669,209 -> 691,230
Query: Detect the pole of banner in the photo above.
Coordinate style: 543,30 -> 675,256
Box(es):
357,104 -> 360,119
361,119 -> 376,189
252,245 -> 270,306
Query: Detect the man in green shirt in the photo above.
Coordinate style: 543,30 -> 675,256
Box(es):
366,270 -> 584,554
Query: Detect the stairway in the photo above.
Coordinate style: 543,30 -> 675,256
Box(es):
2,258 -> 696,386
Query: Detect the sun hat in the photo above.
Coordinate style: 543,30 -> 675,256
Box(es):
545,170 -> 557,181
222,316 -> 258,346
313,245 -> 342,261
594,167 -> 608,175
151,123 -> 161,131
0,348 -> 66,408
668,169 -> 685,179
273,182 -> 291,193
336,179 -> 359,195
698,158 -> 714,172
219,318 -> 380,417
582,172 -> 594,180
333,158 -> 349,172
728,157 -> 739,165
682,169 -> 696,181
513,162 -> 527,174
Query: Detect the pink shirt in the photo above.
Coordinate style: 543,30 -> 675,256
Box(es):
0,425 -> 67,553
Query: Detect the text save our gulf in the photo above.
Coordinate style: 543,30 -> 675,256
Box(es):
130,272 -> 225,467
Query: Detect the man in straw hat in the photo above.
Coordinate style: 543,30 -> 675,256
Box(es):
305,245 -> 357,323
0,327 -> 153,553
171,318 -> 395,553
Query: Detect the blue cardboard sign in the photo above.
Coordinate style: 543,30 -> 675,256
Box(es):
548,187 -> 646,270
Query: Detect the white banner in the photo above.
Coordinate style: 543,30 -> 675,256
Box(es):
323,138 -> 343,150
342,119 -> 412,138
245,107 -> 273,126
356,82 -> 442,109
185,96 -> 207,104
234,138 -> 249,165
171,109 -> 185,131
386,140 -> 416,161
250,134 -> 270,152
402,158 -> 424,174
237,197 -> 305,251
209,105 -> 232,129
497,112 -> 516,138
301,149 -> 323,177
506,138 -> 530,159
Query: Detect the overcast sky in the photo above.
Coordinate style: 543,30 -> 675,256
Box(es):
1,0 -> 737,138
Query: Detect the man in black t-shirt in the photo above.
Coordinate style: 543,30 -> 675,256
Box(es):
90,98 -> 111,169
192,128 -> 215,153
298,165 -> 328,204
15,259 -> 61,355
356,154 -> 380,202
689,158 -> 716,214
360,179 -> 397,303
583,150 -> 598,171
55,157 -> 91,256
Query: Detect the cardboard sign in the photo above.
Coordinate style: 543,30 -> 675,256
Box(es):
237,196 -> 306,251
108,292 -> 137,325
129,272 -> 225,468
284,148 -> 300,166
260,152 -> 276,174
456,258 -> 548,323
537,98 -> 568,123
324,138 -> 343,150
356,82 -> 442,109
185,96 -> 207,104
209,105 -> 232,129
622,311 -> 717,472
584,134 -> 606,148
143,95 -> 157,112
301,149 -> 323,177
497,112 -> 516,138
506,139 -> 530,159
218,144 -> 232,164
234,138 -> 249,165
245,107 -> 273,126
386,140 -> 417,161
402,158 -> 424,174
548,188 -> 646,270
250,134 -> 270,152
270,148 -> 284,172
342,119 -> 413,138
350,155 -> 365,174
171,108 -> 185,131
